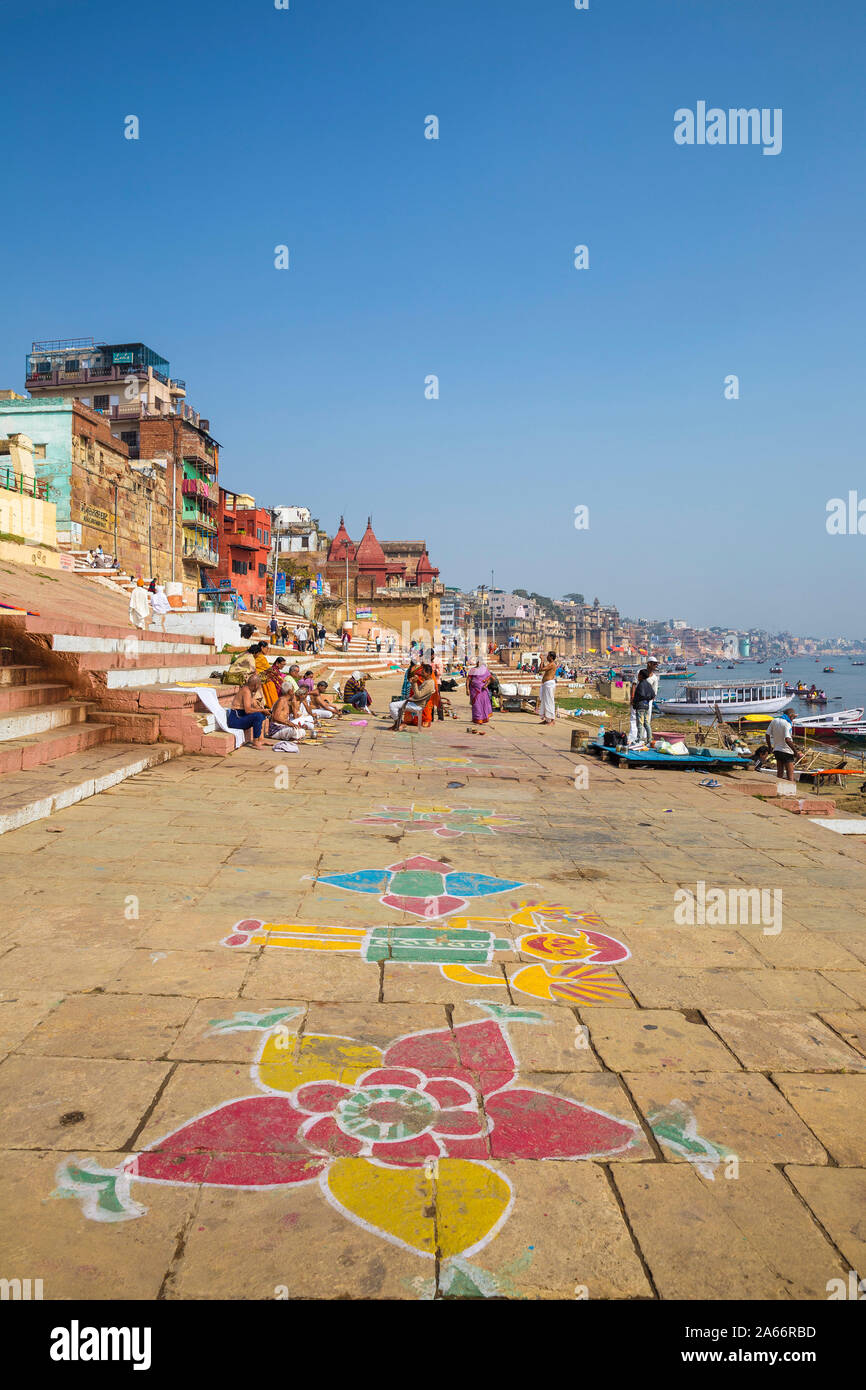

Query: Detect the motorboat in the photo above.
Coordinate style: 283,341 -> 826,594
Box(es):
823,666 -> 836,673
769,666 -> 783,674
655,679 -> 792,718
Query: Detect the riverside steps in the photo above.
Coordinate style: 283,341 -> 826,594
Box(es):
0,669 -> 864,1302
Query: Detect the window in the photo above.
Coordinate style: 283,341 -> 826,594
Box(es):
258,563 -> 267,578
36,361 -> 51,375
263,531 -> 269,545
93,395 -> 109,411
256,528 -> 262,541
65,359 -> 79,372
232,560 -> 248,576
120,431 -> 138,447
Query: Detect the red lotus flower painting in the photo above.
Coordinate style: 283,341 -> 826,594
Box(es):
56,1007 -> 642,1262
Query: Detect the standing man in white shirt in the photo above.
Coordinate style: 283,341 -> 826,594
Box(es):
765,710 -> 797,782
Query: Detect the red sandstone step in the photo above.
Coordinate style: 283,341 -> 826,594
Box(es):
0,664 -> 45,688
76,650 -> 222,673
24,616 -> 215,646
88,711 -> 161,743
97,685 -> 235,713
0,721 -> 113,775
764,796 -> 837,816
0,682 -> 71,714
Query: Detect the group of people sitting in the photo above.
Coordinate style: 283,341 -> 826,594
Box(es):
223,641 -> 347,748
388,659 -> 448,729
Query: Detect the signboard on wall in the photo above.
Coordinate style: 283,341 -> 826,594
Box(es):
79,504 -> 110,531
355,606 -> 373,619
112,351 -> 134,364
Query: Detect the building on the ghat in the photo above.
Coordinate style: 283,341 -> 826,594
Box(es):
8,338 -> 223,591
0,426 -> 58,568
0,395 -> 182,581
216,488 -> 272,612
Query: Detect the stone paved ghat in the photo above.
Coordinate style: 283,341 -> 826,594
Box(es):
1,686 -> 865,1301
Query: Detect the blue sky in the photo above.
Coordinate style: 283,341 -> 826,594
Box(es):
3,0 -> 864,635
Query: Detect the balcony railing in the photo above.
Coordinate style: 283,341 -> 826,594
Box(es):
183,540 -> 219,566
0,466 -> 50,501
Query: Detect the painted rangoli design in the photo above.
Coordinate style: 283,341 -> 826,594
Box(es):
317,854 -> 524,919
223,901 -> 631,1006
55,1008 -> 642,1264
354,804 -> 524,838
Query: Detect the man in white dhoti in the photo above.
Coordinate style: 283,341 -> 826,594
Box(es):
149,582 -> 171,632
129,580 -> 151,630
539,650 -> 557,725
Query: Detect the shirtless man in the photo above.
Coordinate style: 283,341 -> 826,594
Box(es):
267,690 -> 308,742
539,650 -> 557,725
310,681 -> 341,719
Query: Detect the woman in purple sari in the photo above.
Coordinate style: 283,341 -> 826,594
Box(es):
466,660 -> 493,724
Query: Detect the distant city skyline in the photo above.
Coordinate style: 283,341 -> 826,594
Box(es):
2,0 -> 864,634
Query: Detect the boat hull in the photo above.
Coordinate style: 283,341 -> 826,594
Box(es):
656,694 -> 792,717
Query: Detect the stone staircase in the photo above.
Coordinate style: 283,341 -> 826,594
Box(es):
0,648 -> 179,834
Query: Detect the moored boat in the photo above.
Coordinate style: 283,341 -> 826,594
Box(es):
793,707 -> 864,729
655,679 -> 792,718
590,738 -> 752,770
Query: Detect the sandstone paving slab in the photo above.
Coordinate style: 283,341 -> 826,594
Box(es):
581,1008 -> 742,1072
611,927 -> 765,969
617,964 -> 771,1011
0,1055 -> 171,1148
168,998 -> 306,1062
303,1002 -> 452,1057
107,948 -> 250,998
822,931 -> 866,966
772,1074 -> 866,1165
18,992 -> 195,1060
612,1162 -> 847,1299
784,1166 -> 866,1277
451,1003 -> 602,1072
703,1011 -> 866,1073
448,1159 -> 652,1300
132,914 -> 259,952
731,969 -> 859,1011
243,952 -> 381,1003
165,1177 -> 431,1300
0,942 -> 138,992
0,991 -> 64,1054
382,961 -> 511,1004
820,971 -> 866,1008
0,1149 -> 196,1300
819,1011 -> 866,1057
624,1072 -> 828,1165
735,930 -> 864,971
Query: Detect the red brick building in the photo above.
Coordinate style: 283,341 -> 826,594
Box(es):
217,489 -> 271,612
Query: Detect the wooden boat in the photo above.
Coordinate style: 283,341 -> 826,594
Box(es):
655,679 -> 791,718
823,666 -> 836,673
590,738 -> 752,770
658,669 -> 695,681
793,707 -> 864,729
838,724 -> 866,746
769,666 -> 783,674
